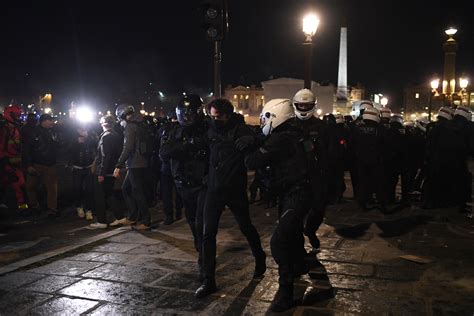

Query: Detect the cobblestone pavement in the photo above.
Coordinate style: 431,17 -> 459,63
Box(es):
1,178 -> 474,315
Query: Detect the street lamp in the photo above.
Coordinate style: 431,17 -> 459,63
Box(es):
302,13 -> 320,89
459,77 -> 469,105
429,78 -> 440,121
380,97 -> 388,107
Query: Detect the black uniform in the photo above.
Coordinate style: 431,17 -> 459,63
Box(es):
159,120 -> 208,268
296,117 -> 328,249
326,121 -> 348,204
158,121 -> 183,222
353,120 -> 386,210
381,122 -> 408,204
201,113 -> 266,283
246,119 -> 322,311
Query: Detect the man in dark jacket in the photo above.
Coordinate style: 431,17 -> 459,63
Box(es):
89,115 -> 124,229
69,124 -> 97,220
160,95 -> 208,280
113,104 -> 151,230
195,98 -> 266,298
24,114 -> 59,217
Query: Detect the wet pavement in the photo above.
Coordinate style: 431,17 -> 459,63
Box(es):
0,174 -> 474,315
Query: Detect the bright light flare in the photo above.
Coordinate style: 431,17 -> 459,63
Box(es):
380,97 -> 389,107
460,77 -> 469,89
76,106 -> 94,123
303,13 -> 320,37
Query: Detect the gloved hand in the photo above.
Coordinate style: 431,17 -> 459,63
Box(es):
235,135 -> 255,151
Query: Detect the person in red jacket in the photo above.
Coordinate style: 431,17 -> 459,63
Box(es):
0,104 -> 28,211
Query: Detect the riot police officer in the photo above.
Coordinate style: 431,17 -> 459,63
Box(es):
159,95 -> 208,279
246,98 -> 318,312
291,89 -> 328,251
353,107 -> 386,211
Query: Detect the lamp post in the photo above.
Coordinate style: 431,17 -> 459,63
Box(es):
459,77 -> 469,106
380,97 -> 388,107
429,79 -> 440,121
302,13 -> 320,89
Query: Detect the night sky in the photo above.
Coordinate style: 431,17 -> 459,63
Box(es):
1,0 -> 472,110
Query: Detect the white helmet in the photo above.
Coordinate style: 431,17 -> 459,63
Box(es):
292,89 -> 317,120
390,113 -> 404,125
380,107 -> 392,119
351,100 -> 374,117
437,107 -> 454,120
335,113 -> 344,124
415,119 -> 429,132
362,107 -> 380,123
454,106 -> 472,121
260,99 -> 295,136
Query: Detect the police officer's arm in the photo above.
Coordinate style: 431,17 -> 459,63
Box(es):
115,124 -> 136,168
245,133 -> 285,170
159,130 -> 188,160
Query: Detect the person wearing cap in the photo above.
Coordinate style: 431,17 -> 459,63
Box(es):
24,113 -> 60,217
353,107 -> 387,212
89,115 -> 125,229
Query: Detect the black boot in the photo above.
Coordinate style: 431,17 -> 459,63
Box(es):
163,216 -> 174,225
306,233 -> 320,251
175,209 -> 182,221
270,285 -> 295,312
195,279 -> 217,298
253,252 -> 267,278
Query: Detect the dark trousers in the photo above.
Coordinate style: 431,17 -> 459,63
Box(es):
202,189 -> 265,281
95,177 -> 123,224
178,186 -> 206,270
26,164 -> 58,210
122,168 -> 151,225
161,173 -> 183,218
271,188 -> 311,287
357,162 -> 386,208
72,168 -> 94,210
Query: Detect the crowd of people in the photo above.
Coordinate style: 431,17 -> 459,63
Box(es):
0,90 -> 473,312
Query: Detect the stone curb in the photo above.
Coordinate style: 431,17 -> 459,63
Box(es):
0,227 -> 129,276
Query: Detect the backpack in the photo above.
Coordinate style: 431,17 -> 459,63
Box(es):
135,121 -> 157,156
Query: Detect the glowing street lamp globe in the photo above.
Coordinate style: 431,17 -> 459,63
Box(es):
380,97 -> 388,107
445,27 -> 457,37
459,77 -> 469,89
302,13 -> 320,39
431,79 -> 440,90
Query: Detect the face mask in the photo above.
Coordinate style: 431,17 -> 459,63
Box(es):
211,119 -> 226,130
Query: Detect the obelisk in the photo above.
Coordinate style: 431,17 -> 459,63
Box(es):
336,20 -> 348,101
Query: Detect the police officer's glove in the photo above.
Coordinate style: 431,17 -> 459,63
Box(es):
235,135 -> 256,151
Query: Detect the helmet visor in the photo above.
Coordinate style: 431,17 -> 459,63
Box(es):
294,102 -> 315,112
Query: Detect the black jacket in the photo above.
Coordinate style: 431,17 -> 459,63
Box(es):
159,121 -> 209,190
96,129 -> 123,177
246,121 -> 309,192
353,120 -> 385,165
116,113 -> 149,169
24,126 -> 58,167
207,113 -> 253,192
69,135 -> 97,168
